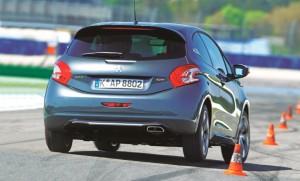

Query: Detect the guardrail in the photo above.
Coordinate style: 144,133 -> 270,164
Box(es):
0,38 -> 68,55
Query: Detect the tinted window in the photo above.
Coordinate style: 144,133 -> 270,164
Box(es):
192,33 -> 212,66
68,27 -> 185,60
201,34 -> 227,74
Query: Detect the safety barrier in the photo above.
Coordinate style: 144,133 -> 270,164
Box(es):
226,53 -> 300,70
0,38 -> 68,55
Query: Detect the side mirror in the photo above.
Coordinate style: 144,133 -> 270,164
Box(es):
233,64 -> 249,79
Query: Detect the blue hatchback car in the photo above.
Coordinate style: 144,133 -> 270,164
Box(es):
44,22 -> 250,163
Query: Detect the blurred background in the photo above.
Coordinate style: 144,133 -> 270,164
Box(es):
0,0 -> 300,111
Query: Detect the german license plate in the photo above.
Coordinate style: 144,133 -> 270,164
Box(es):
93,78 -> 144,90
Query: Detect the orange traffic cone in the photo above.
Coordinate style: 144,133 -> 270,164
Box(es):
263,123 -> 278,145
224,144 -> 247,176
296,102 -> 300,115
278,112 -> 288,130
284,112 -> 292,121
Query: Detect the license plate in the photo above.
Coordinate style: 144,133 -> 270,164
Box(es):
92,78 -> 144,90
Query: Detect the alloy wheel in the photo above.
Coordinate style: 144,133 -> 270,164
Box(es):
201,109 -> 210,156
238,115 -> 250,161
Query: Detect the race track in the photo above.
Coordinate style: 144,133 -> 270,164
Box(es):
0,90 -> 300,180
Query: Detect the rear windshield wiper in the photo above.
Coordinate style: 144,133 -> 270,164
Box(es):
81,51 -> 123,58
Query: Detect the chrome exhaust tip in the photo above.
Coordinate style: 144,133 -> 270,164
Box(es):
146,126 -> 165,133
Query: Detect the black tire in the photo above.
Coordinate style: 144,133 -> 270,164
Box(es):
183,105 -> 210,162
94,140 -> 120,152
45,129 -> 72,153
221,112 -> 250,164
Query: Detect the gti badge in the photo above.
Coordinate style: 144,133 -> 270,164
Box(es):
114,65 -> 123,73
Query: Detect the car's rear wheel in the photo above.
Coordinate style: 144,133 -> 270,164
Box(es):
221,112 -> 250,164
183,105 -> 210,162
45,129 -> 73,153
94,140 -> 120,152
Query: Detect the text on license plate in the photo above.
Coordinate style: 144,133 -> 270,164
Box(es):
93,79 -> 144,89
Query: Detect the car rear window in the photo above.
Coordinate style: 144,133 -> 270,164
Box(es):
67,26 -> 186,60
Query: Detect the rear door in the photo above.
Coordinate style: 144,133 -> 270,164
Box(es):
200,33 -> 238,138
191,32 -> 221,132
64,26 -> 187,95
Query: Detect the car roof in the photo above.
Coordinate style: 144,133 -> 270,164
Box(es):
86,22 -> 204,40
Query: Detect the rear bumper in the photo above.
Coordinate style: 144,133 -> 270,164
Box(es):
44,80 -> 207,135
44,112 -> 197,135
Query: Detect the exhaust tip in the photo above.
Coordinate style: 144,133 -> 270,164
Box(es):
146,126 -> 165,134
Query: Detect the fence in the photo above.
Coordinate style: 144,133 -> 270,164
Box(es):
0,0 -> 112,26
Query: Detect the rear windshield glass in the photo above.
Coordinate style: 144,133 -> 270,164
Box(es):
67,26 -> 186,60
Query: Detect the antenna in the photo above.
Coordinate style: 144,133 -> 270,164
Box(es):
133,0 -> 138,25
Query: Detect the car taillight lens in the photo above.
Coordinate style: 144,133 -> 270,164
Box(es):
52,61 -> 72,85
169,64 -> 201,88
102,102 -> 131,108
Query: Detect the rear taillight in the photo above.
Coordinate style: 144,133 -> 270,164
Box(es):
52,61 -> 72,85
102,102 -> 131,108
169,64 -> 201,88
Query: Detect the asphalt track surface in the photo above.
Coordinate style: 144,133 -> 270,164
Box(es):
1,91 -> 300,180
